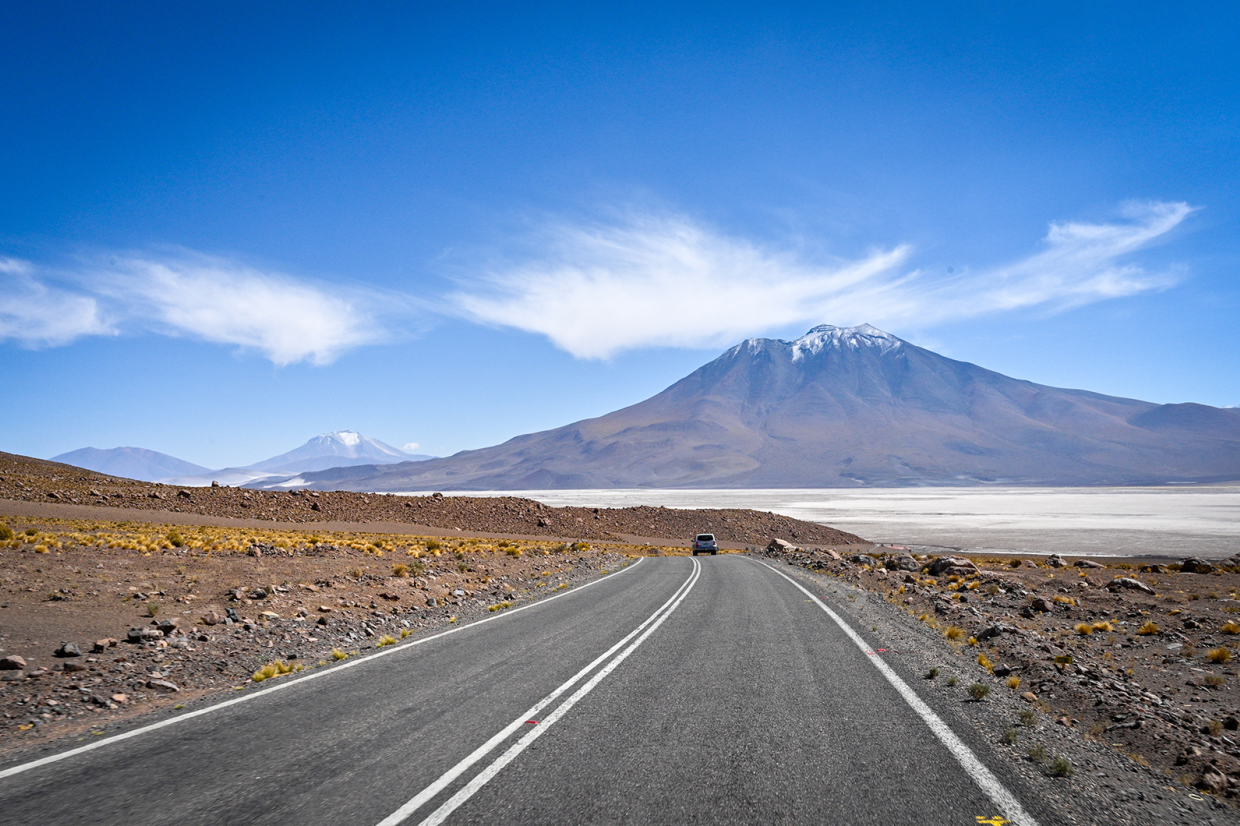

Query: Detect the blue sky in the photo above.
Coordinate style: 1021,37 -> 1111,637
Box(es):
1,3 -> 1237,468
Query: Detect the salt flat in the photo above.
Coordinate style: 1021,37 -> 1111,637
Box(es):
449,486 -> 1240,559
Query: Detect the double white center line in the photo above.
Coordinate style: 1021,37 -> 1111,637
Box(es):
375,557 -> 702,826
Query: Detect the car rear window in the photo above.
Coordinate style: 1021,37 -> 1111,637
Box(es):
696,534 -> 714,541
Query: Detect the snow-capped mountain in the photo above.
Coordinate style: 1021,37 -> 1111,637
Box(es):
280,324 -> 1240,490
53,431 -> 434,487
246,431 -> 415,474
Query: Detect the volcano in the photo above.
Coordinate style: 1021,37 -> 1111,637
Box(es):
264,325 -> 1240,490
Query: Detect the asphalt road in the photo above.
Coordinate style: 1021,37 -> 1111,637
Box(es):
0,555 -> 1053,825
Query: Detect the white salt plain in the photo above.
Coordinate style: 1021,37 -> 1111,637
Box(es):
445,486 -> 1240,559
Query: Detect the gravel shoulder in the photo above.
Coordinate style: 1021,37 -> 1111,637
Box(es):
760,543 -> 1240,824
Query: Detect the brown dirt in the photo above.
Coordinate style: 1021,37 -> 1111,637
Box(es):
0,450 -> 864,547
763,543 -> 1240,801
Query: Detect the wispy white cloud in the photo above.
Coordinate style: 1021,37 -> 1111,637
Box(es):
0,259 -> 114,347
452,201 -> 1195,358
402,442 -> 420,452
0,251 -> 411,365
90,252 -> 393,366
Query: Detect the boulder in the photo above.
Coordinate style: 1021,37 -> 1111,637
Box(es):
155,618 -> 180,633
1108,577 -> 1156,595
200,611 -> 220,626
1046,554 -> 1068,568
54,642 -> 82,658
927,556 -> 979,576
850,554 -> 879,567
146,679 -> 180,693
1198,767 -> 1229,794
0,655 -> 26,670
766,538 -> 796,552
885,555 -> 920,572
1030,597 -> 1054,613
1180,557 -> 1215,574
977,623 -> 1015,641
128,627 -> 164,643
91,639 -> 117,653
1073,559 -> 1104,569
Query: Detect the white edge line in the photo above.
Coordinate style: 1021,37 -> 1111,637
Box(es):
0,556 -> 646,781
753,558 -> 1041,826
415,558 -> 703,826
375,557 -> 699,826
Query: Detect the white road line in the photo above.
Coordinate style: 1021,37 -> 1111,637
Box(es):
378,558 -> 703,826
0,556 -> 645,782
755,559 -> 1041,826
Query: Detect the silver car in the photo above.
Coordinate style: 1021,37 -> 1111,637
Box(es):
692,533 -> 718,555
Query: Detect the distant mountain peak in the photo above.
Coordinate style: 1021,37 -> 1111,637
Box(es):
733,323 -> 904,361
316,430 -> 362,447
788,323 -> 903,360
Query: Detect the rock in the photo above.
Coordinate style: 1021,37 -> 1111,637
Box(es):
885,555 -> 920,572
155,618 -> 179,633
317,605 -> 334,613
0,671 -> 25,682
1108,577 -> 1156,595
249,587 -> 269,600
1180,557 -> 1215,574
1176,746 -> 1202,765
167,638 -> 190,649
850,554 -> 879,567
819,549 -> 843,560
260,611 -> 280,621
1140,564 -> 1164,573
92,639 -> 117,653
128,627 -> 163,642
1073,559 -> 1104,568
62,661 -> 86,672
1030,597 -> 1054,613
992,664 -> 1013,677
1198,767 -> 1229,793
310,502 -> 322,512
1020,691 -> 1039,703
316,617 -> 329,626
426,597 -> 439,607
225,608 -> 240,622
452,589 -> 466,597
201,611 -> 220,626
1046,554 -> 1068,568
767,538 -> 796,552
977,624 -> 1015,641
54,642 -> 82,658
146,679 -> 179,693
1019,606 -> 1036,619
111,693 -> 128,704
0,655 -> 26,670
927,556 -> 979,576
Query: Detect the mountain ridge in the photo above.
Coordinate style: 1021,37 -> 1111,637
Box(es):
53,431 -> 433,486
257,325 -> 1240,491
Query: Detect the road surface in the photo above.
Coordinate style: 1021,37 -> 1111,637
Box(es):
0,555 -> 1052,825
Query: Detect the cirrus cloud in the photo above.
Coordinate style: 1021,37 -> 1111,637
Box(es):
0,250 -> 414,366
452,200 -> 1195,359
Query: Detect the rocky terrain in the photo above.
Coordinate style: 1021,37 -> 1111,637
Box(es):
762,539 -> 1240,811
0,451 -> 862,547
0,513 -> 654,758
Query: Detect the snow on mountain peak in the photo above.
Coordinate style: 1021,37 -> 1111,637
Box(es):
788,324 -> 902,360
328,430 -> 361,447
